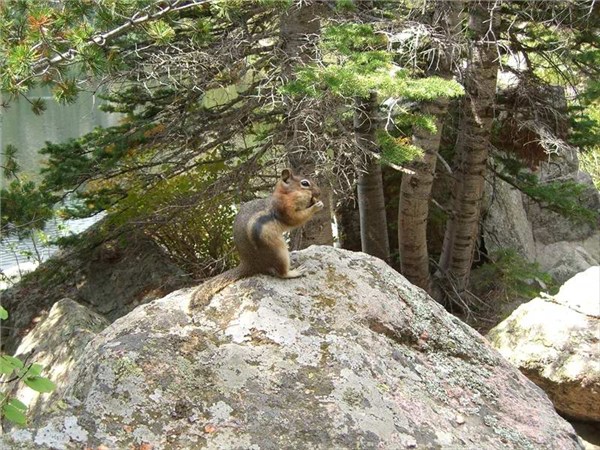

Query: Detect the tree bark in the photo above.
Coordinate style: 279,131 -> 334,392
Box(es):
336,196 -> 362,252
398,1 -> 461,294
438,1 -> 501,293
356,93 -> 390,262
279,0 -> 333,249
399,99 -> 448,292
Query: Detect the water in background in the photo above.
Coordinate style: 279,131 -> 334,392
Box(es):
0,88 -> 119,282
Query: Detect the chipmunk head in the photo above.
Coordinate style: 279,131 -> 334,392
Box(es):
278,168 -> 321,208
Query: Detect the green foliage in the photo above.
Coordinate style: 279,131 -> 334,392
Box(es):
283,22 -> 464,100
0,309 -> 56,426
2,397 -> 28,426
470,249 -> 556,301
334,0 -> 357,12
255,0 -> 293,7
5,44 -> 37,79
580,147 -> 600,190
22,365 -> 57,393
2,144 -> 21,178
0,0 -> 201,107
112,163 -> 238,275
210,0 -> 250,21
146,20 -> 176,44
0,355 -> 24,375
522,179 -> 597,222
52,79 -> 80,104
376,130 -> 423,167
284,57 -> 463,101
30,97 -> 47,116
517,17 -> 600,87
569,81 -> 600,149
395,113 -> 437,134
0,178 -> 55,234
38,113 -> 161,216
322,24 -> 386,54
189,17 -> 215,46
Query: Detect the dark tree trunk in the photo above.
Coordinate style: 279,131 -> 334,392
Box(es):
279,0 -> 333,249
335,196 -> 362,252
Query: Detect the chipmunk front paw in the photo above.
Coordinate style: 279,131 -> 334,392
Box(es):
312,200 -> 324,211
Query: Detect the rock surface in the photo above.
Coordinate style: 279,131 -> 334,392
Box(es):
1,247 -> 582,449
488,266 -> 600,422
482,176 -> 536,260
3,299 -> 109,429
483,173 -> 600,284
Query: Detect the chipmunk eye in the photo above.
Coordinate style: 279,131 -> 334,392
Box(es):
300,179 -> 311,188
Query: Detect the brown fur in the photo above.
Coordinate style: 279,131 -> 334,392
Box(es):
190,169 -> 323,310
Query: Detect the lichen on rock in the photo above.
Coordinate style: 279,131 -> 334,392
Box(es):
1,247 -> 583,449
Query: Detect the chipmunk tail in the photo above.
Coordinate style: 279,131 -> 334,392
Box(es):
189,265 -> 253,311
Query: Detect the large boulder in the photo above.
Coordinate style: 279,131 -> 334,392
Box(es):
488,266 -> 600,422
482,176 -> 536,260
2,247 -> 582,449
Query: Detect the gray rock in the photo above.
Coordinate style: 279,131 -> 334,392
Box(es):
535,241 -> 599,285
488,266 -> 600,422
483,176 -> 536,261
484,169 -> 600,284
524,173 -> 599,245
3,298 -> 109,429
554,266 -> 600,316
2,247 -> 582,449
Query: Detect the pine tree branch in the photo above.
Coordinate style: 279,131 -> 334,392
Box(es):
18,0 -> 213,88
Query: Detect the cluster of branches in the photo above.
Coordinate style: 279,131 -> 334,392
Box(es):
1,1 -> 456,250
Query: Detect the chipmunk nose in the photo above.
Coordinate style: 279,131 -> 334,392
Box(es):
312,187 -> 321,198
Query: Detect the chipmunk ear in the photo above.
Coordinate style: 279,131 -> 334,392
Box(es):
281,168 -> 293,182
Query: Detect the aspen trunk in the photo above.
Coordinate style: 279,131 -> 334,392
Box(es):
438,1 -> 500,292
356,93 -> 390,262
399,100 -> 448,292
398,1 -> 461,293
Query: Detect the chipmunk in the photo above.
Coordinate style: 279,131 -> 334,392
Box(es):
190,168 -> 324,310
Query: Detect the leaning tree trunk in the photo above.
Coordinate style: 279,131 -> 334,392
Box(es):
398,1 -> 462,294
438,1 -> 501,293
279,0 -> 333,249
355,92 -> 390,262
